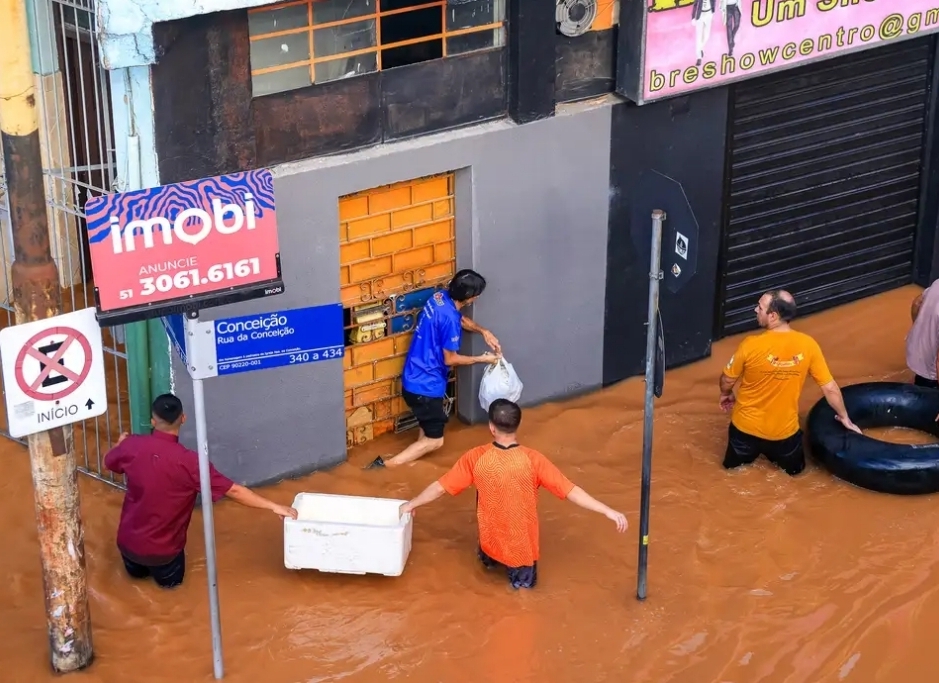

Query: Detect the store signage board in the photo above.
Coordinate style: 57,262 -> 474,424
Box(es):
170,304 -> 345,379
619,1 -> 939,104
84,169 -> 285,325
0,308 -> 108,438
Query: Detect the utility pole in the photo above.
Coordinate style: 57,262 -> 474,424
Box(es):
0,0 -> 93,672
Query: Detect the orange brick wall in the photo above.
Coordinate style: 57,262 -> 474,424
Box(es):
340,173 -> 457,447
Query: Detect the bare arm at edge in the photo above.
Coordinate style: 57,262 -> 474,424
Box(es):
225,484 -> 297,519
818,381 -> 849,420
818,381 -> 861,433
567,487 -> 628,532
400,480 -> 447,516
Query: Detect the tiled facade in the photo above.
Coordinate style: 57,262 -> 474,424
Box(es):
339,172 -> 456,445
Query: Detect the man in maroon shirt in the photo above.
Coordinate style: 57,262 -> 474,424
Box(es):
104,393 -> 297,589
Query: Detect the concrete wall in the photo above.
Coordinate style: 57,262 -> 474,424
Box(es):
97,0 -> 277,68
171,101 -> 613,486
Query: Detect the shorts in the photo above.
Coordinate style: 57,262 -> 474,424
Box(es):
914,374 -> 939,389
478,546 -> 538,589
723,422 -> 805,476
121,550 -> 186,589
402,389 -> 448,439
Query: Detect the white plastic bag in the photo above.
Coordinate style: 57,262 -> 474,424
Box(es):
478,357 -> 524,411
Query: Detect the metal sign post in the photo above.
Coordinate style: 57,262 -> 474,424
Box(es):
83,168 -> 288,679
72,164 -> 353,678
185,311 -> 225,680
166,301 -> 346,680
637,209 -> 664,601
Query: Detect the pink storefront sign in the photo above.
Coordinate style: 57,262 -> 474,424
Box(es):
633,0 -> 939,103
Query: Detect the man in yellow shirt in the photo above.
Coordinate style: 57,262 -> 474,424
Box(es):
719,290 -> 861,475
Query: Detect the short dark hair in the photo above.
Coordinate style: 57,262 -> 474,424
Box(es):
765,290 -> 797,322
488,398 -> 521,433
448,269 -> 487,303
152,393 -> 184,425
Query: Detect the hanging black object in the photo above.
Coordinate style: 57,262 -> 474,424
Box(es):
653,308 -> 665,399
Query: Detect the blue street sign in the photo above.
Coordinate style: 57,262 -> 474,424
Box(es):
162,313 -> 188,366
212,303 -> 344,376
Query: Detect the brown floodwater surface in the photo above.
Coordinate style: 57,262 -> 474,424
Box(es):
3,286 -> 939,683
865,426 -> 939,446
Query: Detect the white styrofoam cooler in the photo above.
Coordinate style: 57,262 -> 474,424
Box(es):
284,493 -> 413,577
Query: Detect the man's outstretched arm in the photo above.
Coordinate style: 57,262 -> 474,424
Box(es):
399,481 -> 446,517
225,484 -> 298,519
566,487 -> 628,532
400,451 -> 477,516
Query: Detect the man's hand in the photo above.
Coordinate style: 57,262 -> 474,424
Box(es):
399,501 -> 415,518
835,415 -> 862,434
481,329 -> 501,354
477,352 -> 500,365
117,432 -> 129,444
719,392 -> 735,412
606,509 -> 628,533
273,505 -> 298,520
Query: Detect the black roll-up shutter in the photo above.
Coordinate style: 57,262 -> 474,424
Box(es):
719,38 -> 933,337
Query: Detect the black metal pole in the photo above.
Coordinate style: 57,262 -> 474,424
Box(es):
637,209 -> 664,601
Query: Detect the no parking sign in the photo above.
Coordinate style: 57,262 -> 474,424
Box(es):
0,308 -> 108,438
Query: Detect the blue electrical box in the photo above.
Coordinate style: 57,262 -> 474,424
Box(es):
389,286 -> 438,334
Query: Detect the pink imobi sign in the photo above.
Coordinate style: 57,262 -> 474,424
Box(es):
84,169 -> 283,324
642,0 -> 939,102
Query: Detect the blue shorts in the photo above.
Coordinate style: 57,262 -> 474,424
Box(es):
477,546 -> 538,589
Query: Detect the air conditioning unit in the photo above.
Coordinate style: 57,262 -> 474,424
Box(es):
557,0 -> 599,37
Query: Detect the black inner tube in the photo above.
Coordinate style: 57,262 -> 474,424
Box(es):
807,382 -> 939,495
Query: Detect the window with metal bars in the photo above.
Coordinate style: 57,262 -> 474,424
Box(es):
248,0 -> 506,98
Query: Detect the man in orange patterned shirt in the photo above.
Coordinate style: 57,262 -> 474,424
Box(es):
400,399 -> 627,589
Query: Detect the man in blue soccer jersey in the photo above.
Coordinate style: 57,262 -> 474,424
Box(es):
365,269 -> 501,469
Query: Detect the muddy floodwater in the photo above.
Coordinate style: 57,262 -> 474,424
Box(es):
865,426 -> 939,446
3,286 -> 939,683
